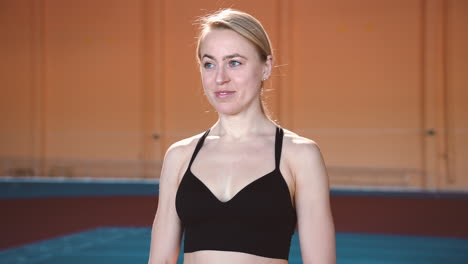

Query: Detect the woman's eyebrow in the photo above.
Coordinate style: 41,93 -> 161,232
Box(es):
201,53 -> 247,61
201,54 -> 215,60
223,53 -> 247,60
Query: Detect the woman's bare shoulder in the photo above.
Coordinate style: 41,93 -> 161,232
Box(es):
280,128 -> 328,191
165,133 -> 205,159
282,128 -> 321,155
281,128 -> 324,172
160,132 -> 207,182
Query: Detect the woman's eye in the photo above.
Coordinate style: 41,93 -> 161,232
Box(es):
204,62 -> 214,69
229,60 -> 241,67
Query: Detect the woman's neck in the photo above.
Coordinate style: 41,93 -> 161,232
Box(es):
212,109 -> 275,140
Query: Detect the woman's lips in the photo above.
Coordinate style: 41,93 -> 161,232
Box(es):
215,90 -> 236,98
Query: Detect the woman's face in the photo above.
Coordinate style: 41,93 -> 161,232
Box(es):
199,28 -> 271,116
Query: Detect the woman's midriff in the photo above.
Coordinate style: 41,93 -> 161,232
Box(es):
183,251 -> 289,264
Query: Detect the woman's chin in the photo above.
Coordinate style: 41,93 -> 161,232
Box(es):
213,105 -> 242,116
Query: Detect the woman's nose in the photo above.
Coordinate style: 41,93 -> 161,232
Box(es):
215,66 -> 229,85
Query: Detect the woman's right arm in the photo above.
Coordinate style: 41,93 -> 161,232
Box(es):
148,143 -> 187,264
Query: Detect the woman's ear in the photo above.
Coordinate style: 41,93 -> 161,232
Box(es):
263,55 -> 273,80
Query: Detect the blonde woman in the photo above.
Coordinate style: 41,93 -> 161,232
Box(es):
148,9 -> 336,264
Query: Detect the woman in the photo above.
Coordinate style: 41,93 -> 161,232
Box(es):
148,9 -> 336,264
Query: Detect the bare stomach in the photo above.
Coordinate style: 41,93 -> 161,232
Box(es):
183,250 -> 288,264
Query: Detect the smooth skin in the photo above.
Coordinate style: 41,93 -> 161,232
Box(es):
148,29 -> 336,264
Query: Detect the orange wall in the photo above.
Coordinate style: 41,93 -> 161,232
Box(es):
0,0 -> 35,159
0,0 -> 467,190
446,0 -> 468,189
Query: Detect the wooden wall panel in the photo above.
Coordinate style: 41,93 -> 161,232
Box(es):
290,0 -> 424,186
446,0 -> 468,189
43,0 -> 144,176
0,0 -> 35,175
141,0 -> 164,177
422,0 -> 446,190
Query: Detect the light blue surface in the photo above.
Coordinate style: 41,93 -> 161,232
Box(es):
1,227 -> 467,264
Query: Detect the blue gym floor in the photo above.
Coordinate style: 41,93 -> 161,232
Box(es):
1,227 -> 467,264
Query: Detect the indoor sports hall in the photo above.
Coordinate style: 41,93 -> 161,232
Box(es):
1,0 -> 467,263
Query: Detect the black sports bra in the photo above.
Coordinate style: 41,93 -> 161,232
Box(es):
175,127 -> 297,260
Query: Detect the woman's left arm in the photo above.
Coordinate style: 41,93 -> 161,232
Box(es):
291,140 -> 336,264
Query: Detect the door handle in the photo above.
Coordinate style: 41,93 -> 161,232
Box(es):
426,129 -> 436,136
152,133 -> 160,140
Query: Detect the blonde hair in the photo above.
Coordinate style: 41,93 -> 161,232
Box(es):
196,9 -> 272,62
196,9 -> 273,116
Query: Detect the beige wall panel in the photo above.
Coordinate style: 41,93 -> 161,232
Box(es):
316,134 -> 422,168
0,0 -> 33,158
162,0 -> 280,146
446,0 -> 468,189
0,0 -> 37,176
291,0 -> 424,186
141,0 -> 164,177
44,0 -> 143,162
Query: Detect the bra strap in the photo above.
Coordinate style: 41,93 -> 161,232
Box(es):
188,128 -> 211,169
275,126 -> 284,169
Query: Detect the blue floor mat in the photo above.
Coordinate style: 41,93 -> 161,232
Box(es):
1,227 -> 467,264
